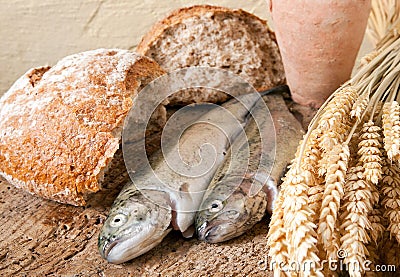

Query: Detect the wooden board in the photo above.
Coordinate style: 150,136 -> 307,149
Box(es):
0,178 -> 276,276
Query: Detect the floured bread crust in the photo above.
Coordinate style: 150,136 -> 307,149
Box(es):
0,49 -> 166,206
137,5 -> 285,105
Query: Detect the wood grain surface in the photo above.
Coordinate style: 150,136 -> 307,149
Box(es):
0,178 -> 277,276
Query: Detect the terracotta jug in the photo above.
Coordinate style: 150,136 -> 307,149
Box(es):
269,0 -> 372,107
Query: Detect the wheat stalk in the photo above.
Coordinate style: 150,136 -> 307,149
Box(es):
382,101 -> 400,162
267,180 -> 290,277
282,167 -> 322,277
339,164 -> 377,276
267,6 -> 400,274
302,130 -> 325,222
381,158 -> 400,244
364,203 -> 386,276
368,206 -> 386,245
367,0 -> 400,46
317,143 -> 350,260
358,121 -> 383,185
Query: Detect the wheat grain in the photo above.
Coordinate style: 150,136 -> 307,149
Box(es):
317,86 -> 357,135
267,181 -> 290,276
300,130 -> 322,172
339,165 -> 376,276
381,159 -> 400,244
369,206 -> 386,245
267,161 -> 294,277
364,203 -> 386,276
358,121 -> 383,185
317,143 -> 350,260
351,94 -> 370,120
382,101 -> 400,162
298,130 -> 325,226
282,167 -> 323,277
314,88 -> 357,180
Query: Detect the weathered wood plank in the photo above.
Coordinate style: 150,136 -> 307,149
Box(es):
0,179 -> 276,276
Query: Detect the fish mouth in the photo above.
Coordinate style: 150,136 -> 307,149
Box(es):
203,226 -> 222,243
197,221 -> 236,243
98,224 -> 173,264
100,239 -> 120,260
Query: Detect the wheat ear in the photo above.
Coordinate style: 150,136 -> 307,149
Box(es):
381,159 -> 400,244
317,144 -> 350,260
339,165 -> 377,276
382,101 -> 400,162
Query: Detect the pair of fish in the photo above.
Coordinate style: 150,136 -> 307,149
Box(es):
98,85 -> 303,264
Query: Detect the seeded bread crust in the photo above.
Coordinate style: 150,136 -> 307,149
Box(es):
137,5 -> 285,104
0,49 -> 166,206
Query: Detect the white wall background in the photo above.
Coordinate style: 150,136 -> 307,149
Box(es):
0,0 -> 273,96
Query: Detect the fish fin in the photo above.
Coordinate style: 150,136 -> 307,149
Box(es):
179,182 -> 192,201
262,178 -> 279,214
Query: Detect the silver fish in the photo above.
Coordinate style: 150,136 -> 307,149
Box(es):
99,91 -> 270,263
196,92 -> 304,243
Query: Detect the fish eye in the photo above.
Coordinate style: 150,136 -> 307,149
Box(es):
109,214 -> 127,227
209,200 -> 224,213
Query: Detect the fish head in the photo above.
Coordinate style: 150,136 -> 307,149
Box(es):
196,178 -> 267,243
196,189 -> 247,243
98,188 -> 172,264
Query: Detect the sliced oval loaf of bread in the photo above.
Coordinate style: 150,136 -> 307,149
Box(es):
137,5 -> 285,105
0,49 -> 166,206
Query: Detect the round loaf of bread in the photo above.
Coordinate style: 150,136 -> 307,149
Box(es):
0,49 -> 166,206
137,5 -> 285,105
